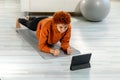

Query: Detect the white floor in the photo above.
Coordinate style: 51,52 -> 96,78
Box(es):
0,0 -> 120,80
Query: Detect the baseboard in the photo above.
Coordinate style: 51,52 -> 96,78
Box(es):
24,12 -> 82,17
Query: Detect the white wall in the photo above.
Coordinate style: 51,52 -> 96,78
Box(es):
20,0 -> 81,12
20,0 -> 29,12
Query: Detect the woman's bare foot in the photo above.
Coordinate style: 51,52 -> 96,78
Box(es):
16,18 -> 21,28
26,16 -> 30,20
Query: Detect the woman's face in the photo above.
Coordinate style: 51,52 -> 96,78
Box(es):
56,24 -> 68,33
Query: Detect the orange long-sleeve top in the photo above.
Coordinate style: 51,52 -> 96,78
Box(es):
36,17 -> 71,53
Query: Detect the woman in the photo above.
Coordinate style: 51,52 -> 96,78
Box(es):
16,11 -> 72,56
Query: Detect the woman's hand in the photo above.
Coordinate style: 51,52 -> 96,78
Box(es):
67,47 -> 72,55
50,49 -> 60,56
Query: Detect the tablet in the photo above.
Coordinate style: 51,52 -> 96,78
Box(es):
70,53 -> 92,71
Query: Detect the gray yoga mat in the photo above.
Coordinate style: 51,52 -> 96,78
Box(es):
17,29 -> 80,59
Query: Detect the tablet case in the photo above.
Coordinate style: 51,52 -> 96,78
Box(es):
70,53 -> 92,71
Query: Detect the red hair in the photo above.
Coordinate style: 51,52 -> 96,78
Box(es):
53,11 -> 71,24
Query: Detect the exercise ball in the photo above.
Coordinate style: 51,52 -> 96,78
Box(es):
80,0 -> 110,21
